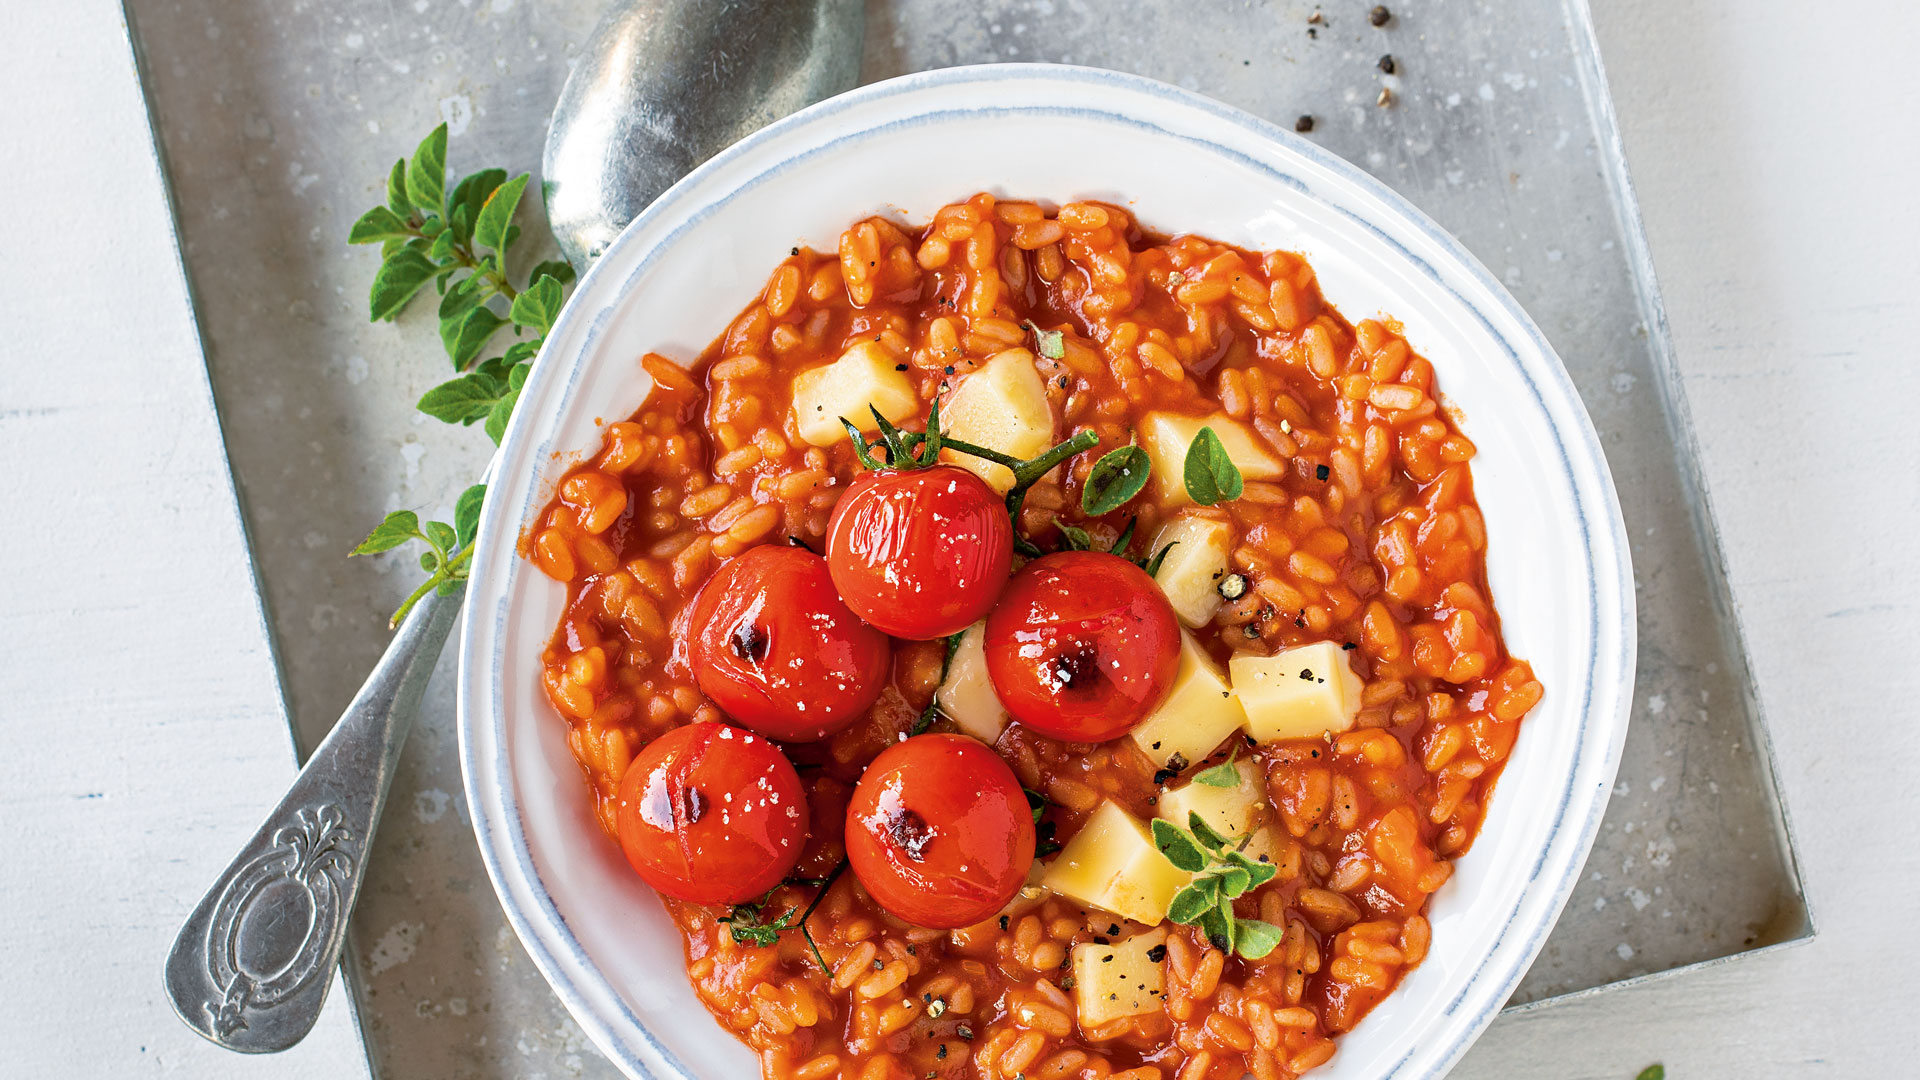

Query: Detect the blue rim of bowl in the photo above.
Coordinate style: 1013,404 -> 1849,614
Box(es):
458,62 -> 1635,1080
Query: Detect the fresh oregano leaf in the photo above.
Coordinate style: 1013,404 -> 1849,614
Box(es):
1230,854 -> 1279,889
484,376 -> 524,445
448,167 -> 506,245
423,520 -> 457,554
426,227 -> 457,262
1635,1069 -> 1665,1080
442,305 -> 506,369
1193,748 -> 1241,788
406,123 -> 448,216
369,248 -> 440,321
1208,907 -> 1241,955
1026,322 -> 1066,360
351,510 -> 420,555
510,274 -> 564,334
530,259 -> 577,287
1082,443 -> 1151,515
454,483 -> 486,548
385,158 -> 410,217
1056,520 -> 1093,552
1233,918 -> 1285,960
502,338 -> 541,365
474,173 -> 530,253
348,205 -> 413,245
1218,864 -> 1253,898
417,372 -> 504,425
1187,812 -> 1231,853
1184,426 -> 1244,505
1166,882 -> 1216,925
1150,818 -> 1208,873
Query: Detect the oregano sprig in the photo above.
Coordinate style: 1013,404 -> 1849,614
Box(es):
349,482 -> 487,627
1151,812 -> 1285,960
719,862 -> 845,973
348,121 -> 577,447
346,121 -> 577,625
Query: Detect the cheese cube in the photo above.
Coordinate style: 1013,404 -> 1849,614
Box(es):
1139,412 -> 1285,504
1072,928 -> 1168,1029
933,622 -> 1007,744
1129,633 -> 1246,769
1230,642 -> 1365,743
790,341 -> 920,447
1238,826 -> 1289,872
1156,758 -> 1267,840
939,348 -> 1056,492
1042,801 -> 1191,926
1150,514 -> 1234,627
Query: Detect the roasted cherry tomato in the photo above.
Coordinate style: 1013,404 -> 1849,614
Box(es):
615,721 -> 809,905
689,544 -> 891,742
984,550 -> 1181,742
826,465 -> 1015,640
844,734 -> 1035,928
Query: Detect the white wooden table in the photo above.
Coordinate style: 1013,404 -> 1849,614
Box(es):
1,0 -> 1912,1076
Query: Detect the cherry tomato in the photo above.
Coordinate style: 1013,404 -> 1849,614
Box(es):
615,721 -> 809,905
844,734 -> 1034,928
689,544 -> 891,742
984,550 -> 1181,742
826,465 -> 1014,640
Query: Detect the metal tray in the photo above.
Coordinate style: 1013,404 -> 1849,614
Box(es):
125,0 -> 1809,1074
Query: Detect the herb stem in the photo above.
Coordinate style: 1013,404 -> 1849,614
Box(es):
797,859 -> 846,975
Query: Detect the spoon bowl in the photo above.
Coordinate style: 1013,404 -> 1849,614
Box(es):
543,0 -> 865,267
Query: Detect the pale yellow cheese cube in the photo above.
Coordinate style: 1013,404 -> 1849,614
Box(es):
1139,412 -> 1285,503
1128,632 -> 1246,769
933,622 -> 1007,744
1230,641 -> 1365,743
1156,758 -> 1267,840
1149,514 -> 1234,627
1238,826 -> 1289,872
790,340 -> 920,447
1042,801 -> 1191,926
1072,928 -> 1168,1029
939,348 -> 1056,492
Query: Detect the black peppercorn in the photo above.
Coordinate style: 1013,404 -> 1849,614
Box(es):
1295,115 -> 1315,133
1369,5 -> 1391,26
1379,54 -> 1396,74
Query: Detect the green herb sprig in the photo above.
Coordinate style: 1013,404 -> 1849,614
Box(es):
842,402 -> 1100,557
720,862 -> 845,973
1053,514 -> 1175,576
351,483 -> 487,626
1151,812 -> 1285,960
345,122 -> 576,625
348,122 -> 576,445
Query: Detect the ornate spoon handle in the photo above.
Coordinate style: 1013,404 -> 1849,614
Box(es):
164,585 -> 463,1052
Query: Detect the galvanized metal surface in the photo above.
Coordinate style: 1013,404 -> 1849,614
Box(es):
124,0 -> 1806,1075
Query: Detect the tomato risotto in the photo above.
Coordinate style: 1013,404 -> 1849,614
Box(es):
526,193 -> 1542,1080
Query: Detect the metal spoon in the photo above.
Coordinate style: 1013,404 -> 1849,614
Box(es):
544,0 -> 866,267
164,0 -> 863,1051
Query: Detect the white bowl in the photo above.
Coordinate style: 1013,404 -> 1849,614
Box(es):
459,64 -> 1634,1080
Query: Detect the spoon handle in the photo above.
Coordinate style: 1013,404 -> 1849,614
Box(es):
164,585 -> 464,1052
